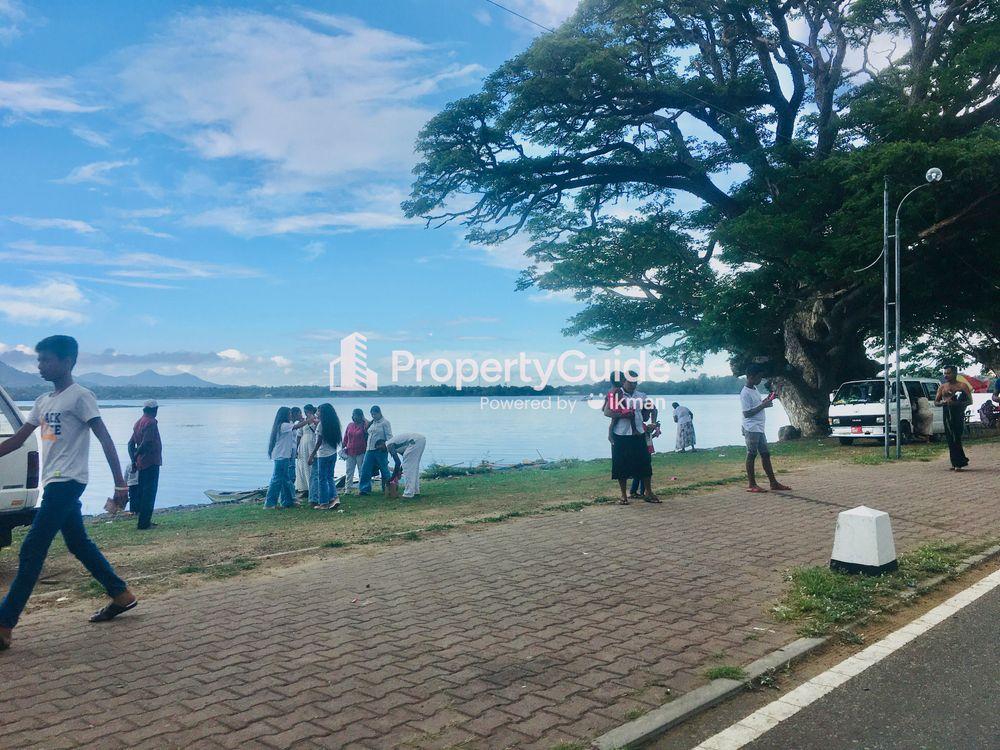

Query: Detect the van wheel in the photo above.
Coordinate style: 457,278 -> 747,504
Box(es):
900,421 -> 913,444
838,437 -> 854,446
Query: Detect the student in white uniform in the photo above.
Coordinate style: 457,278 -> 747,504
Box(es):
295,404 -> 318,500
0,335 -> 138,651
387,433 -> 427,499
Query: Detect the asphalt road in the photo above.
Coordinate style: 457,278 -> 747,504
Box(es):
745,585 -> 1000,750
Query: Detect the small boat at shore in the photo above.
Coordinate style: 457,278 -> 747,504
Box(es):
204,488 -> 266,504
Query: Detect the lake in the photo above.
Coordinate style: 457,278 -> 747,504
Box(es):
19,394 -> 790,515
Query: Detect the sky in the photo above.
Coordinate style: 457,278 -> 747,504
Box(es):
0,0 -> 732,386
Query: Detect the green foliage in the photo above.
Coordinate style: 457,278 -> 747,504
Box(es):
705,665 -> 746,681
407,0 -> 1000,429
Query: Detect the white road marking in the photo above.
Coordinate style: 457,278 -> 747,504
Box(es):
691,567 -> 1000,750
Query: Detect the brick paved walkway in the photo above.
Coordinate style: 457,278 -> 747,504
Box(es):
2,444 -> 998,749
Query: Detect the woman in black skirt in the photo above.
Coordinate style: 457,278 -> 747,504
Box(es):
604,372 -> 659,505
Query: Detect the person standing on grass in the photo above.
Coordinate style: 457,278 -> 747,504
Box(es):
264,407 -> 311,508
341,408 -> 368,494
740,366 -> 791,493
935,365 -> 973,470
0,335 -> 138,651
359,406 -> 392,496
308,403 -> 343,510
605,371 -> 660,505
127,399 -> 162,530
672,401 -> 696,452
296,404 -> 318,502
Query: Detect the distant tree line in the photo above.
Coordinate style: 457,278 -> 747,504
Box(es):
4,374 -> 745,402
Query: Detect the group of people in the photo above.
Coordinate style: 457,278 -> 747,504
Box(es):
603,365 -> 790,503
265,403 -> 427,509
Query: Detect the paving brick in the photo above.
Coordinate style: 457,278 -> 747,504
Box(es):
3,443 -> 997,749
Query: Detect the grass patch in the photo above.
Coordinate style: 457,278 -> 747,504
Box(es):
623,707 -> 646,721
322,540 -> 349,549
424,523 -> 456,532
401,530 -> 421,542
706,665 -> 746,680
205,558 -> 258,579
773,541 -> 990,636
422,461 -> 493,479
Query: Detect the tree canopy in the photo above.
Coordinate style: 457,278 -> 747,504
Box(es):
405,0 -> 1000,433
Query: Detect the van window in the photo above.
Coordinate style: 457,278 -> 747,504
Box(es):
0,397 -> 21,437
923,382 -> 939,400
832,382 -> 886,405
905,381 -> 924,402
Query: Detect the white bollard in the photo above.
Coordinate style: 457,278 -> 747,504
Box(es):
830,506 -> 898,575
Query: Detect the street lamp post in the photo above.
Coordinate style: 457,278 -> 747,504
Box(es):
885,167 -> 942,459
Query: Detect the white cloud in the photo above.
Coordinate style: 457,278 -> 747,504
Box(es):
0,79 -> 99,115
0,280 -> 87,324
217,348 -> 249,363
114,11 -> 483,189
303,241 -> 325,261
186,206 -> 416,237
499,0 -> 579,31
3,240 -> 260,280
57,159 -> 136,185
270,355 -> 293,371
0,0 -> 26,44
122,223 -> 174,240
0,342 -> 33,355
7,216 -> 98,234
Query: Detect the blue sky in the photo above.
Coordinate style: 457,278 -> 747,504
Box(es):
0,0 -> 730,385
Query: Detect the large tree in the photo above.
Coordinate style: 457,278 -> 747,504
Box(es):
405,0 -> 1000,434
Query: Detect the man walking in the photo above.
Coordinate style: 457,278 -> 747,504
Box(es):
128,399 -> 162,530
0,336 -> 137,651
359,406 -> 392,495
740,366 -> 791,493
935,365 -> 972,470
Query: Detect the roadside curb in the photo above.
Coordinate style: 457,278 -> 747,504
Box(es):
591,542 -> 1000,750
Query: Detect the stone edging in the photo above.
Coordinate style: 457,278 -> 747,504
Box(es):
591,543 -> 1000,750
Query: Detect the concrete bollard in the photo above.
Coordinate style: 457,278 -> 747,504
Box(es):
830,506 -> 898,575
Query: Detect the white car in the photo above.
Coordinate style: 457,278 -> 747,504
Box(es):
0,385 -> 40,548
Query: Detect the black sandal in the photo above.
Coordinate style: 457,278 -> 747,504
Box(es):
643,496 -> 663,504
89,599 -> 138,623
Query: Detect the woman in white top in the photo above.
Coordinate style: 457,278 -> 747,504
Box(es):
308,403 -> 343,510
265,407 -> 311,509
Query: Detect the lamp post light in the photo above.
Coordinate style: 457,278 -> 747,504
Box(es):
884,167 -> 942,459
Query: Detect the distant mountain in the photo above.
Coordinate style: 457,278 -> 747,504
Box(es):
0,360 -> 44,388
76,369 -> 221,388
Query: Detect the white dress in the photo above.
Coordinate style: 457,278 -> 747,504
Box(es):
388,433 -> 426,498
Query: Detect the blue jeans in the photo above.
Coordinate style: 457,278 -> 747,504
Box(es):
315,454 -> 338,505
0,481 -> 127,629
630,476 -> 646,495
359,450 -> 390,494
308,459 -> 319,504
265,458 -> 295,508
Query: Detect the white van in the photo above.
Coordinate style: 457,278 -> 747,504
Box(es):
0,385 -> 40,548
828,378 -> 945,445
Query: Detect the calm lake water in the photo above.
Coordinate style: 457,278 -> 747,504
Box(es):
19,394 -> 789,515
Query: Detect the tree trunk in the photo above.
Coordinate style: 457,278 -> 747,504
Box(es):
778,295 -> 880,436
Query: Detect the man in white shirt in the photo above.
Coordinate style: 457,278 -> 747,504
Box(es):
740,366 -> 791,493
359,406 -> 393,495
0,336 -> 137,651
387,433 -> 427,499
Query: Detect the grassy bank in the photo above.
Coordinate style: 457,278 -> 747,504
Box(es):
1,437 -> 984,602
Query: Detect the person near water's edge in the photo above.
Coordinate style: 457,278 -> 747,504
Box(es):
359,406 -> 393,495
740,365 -> 791,493
127,399 -> 162,530
0,336 -> 138,651
935,365 -> 972,470
605,371 -> 660,505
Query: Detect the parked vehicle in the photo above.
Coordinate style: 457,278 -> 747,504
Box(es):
0,385 -> 40,548
828,378 -> 944,445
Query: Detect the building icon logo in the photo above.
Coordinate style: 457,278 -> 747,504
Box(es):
329,332 -> 379,391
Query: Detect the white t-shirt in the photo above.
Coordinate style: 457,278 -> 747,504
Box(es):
314,425 -> 338,458
366,418 -> 393,451
740,386 -> 766,434
270,422 -> 296,460
674,405 -> 693,424
611,391 -> 649,436
27,383 -> 101,486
